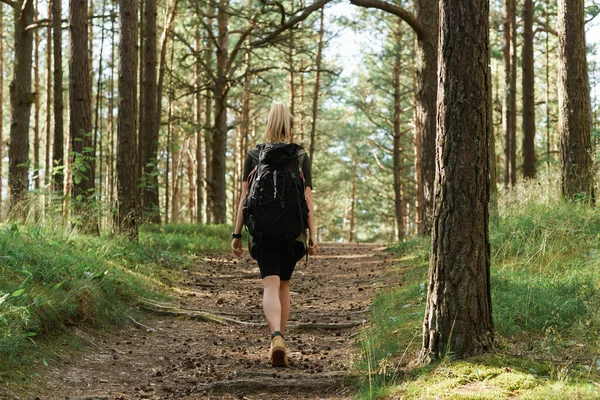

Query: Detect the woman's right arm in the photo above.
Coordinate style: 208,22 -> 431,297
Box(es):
305,186 -> 318,255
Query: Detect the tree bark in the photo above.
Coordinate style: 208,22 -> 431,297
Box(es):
33,0 -> 40,193
45,0 -> 52,203
8,0 -> 34,216
558,0 -> 595,200
502,0 -> 513,189
138,0 -> 160,223
392,28 -> 404,241
52,0 -> 64,197
116,0 -> 138,239
521,0 -> 536,179
509,0 -> 517,186
70,0 -> 98,233
309,6 -> 324,162
194,22 -> 203,224
0,4 -> 4,207
414,0 -> 437,235
420,0 -> 494,362
204,27 -> 213,223
349,161 -> 357,242
210,0 -> 229,224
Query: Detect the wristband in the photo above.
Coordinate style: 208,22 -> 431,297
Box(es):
231,232 -> 242,239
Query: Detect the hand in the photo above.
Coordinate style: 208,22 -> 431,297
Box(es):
232,238 -> 243,257
308,235 -> 318,256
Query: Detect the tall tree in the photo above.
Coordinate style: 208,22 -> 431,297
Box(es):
350,0 -> 438,235
8,0 -> 34,216
116,0 -> 139,238
309,6 -> 324,162
392,27 -> 404,241
194,20 -> 203,224
420,0 -> 494,362
138,0 -> 160,222
33,0 -> 40,194
209,0 -> 229,223
52,0 -> 64,196
557,0 -> 595,200
0,3 -> 4,207
70,0 -> 98,233
521,0 -> 536,179
502,0 -> 517,188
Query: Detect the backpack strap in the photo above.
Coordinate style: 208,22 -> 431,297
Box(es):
297,148 -> 307,174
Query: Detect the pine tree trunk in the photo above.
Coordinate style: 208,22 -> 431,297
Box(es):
522,0 -> 536,179
558,0 -> 595,200
0,4 -> 4,208
9,0 -> 34,216
502,0 -> 512,189
138,0 -> 159,223
392,28 -> 404,241
194,23 -> 203,224
108,9 -> 116,215
52,0 -> 64,197
309,7 -> 325,162
210,0 -> 229,224
70,0 -> 98,233
45,0 -> 52,204
420,0 -> 494,362
349,161 -> 357,242
204,19 -> 213,223
33,0 -> 40,194
509,0 -> 517,186
414,0 -> 438,235
116,0 -> 138,239
94,0 -> 106,220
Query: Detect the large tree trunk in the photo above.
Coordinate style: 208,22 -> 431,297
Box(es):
392,28 -> 404,241
521,0 -> 536,179
8,0 -> 34,216
420,0 -> 494,362
558,0 -> 595,200
210,0 -> 229,224
138,0 -> 160,223
52,0 -> 64,197
116,0 -> 138,239
70,0 -> 98,233
309,7 -> 324,162
414,0 -> 438,235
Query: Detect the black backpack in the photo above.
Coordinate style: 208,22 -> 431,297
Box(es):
243,143 -> 309,245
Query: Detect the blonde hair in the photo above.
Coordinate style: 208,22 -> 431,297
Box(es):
264,102 -> 294,143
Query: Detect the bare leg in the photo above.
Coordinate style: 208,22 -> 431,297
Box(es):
279,280 -> 291,335
262,275 -> 282,333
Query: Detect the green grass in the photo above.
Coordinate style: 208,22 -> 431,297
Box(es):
0,221 -> 232,390
358,179 -> 600,399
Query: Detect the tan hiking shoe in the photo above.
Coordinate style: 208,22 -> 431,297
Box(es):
269,335 -> 288,367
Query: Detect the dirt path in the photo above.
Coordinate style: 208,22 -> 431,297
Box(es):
33,243 -> 397,399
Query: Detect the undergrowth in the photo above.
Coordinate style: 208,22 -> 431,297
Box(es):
0,221 -> 231,390
358,177 -> 600,399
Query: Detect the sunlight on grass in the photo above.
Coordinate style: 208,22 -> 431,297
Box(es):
357,176 -> 600,399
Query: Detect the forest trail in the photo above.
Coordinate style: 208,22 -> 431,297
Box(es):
34,243 -> 400,399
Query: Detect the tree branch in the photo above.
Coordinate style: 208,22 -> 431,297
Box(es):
250,0 -> 333,48
349,0 -> 424,40
0,0 -> 17,8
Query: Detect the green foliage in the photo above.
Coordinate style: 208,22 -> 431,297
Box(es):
357,180 -> 600,399
0,222 -> 232,381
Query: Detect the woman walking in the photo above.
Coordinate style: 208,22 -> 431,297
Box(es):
231,102 -> 318,367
